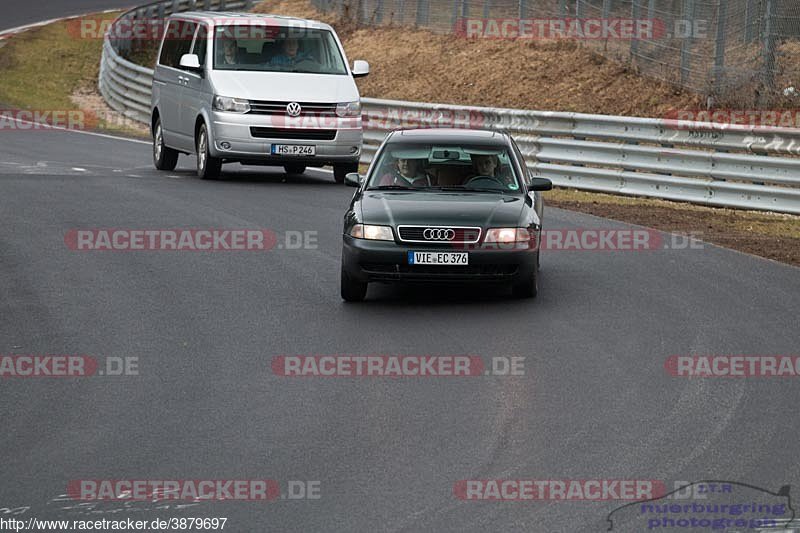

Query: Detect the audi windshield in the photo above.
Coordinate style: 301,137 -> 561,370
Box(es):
367,144 -> 524,193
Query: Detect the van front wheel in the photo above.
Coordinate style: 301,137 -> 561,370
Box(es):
196,123 -> 222,179
153,118 -> 178,171
333,163 -> 358,184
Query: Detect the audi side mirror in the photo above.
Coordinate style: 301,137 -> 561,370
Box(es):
344,172 -> 362,187
529,177 -> 553,191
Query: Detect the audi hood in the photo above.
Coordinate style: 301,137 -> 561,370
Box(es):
358,191 -> 529,229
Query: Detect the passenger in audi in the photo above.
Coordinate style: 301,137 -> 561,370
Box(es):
379,157 -> 431,187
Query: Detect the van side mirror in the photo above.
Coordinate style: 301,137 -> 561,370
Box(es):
352,60 -> 369,78
528,177 -> 553,191
344,172 -> 362,187
179,53 -> 201,71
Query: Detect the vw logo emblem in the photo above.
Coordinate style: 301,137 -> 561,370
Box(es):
286,102 -> 302,117
423,228 -> 456,241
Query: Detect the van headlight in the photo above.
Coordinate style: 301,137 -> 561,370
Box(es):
336,101 -> 361,118
213,96 -> 250,114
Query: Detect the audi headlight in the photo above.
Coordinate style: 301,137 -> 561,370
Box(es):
213,95 -> 250,113
350,224 -> 393,241
336,101 -> 361,118
484,228 -> 532,243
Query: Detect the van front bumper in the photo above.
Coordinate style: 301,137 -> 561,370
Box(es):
209,111 -> 362,165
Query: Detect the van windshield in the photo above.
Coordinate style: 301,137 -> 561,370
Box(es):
213,24 -> 348,75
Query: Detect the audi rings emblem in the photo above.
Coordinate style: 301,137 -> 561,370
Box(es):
423,228 -> 456,241
286,102 -> 302,117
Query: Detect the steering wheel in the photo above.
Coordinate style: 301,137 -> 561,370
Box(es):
465,175 -> 505,188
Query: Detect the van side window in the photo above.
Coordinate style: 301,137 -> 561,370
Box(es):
193,24 -> 208,68
158,20 -> 197,68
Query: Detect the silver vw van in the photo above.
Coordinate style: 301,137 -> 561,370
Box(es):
150,12 -> 368,182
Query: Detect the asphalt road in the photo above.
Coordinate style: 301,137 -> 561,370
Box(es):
1,125 -> 799,532
1,1 -> 137,31
1,4 -> 800,533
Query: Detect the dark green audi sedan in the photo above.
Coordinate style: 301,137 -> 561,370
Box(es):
340,128 -> 552,302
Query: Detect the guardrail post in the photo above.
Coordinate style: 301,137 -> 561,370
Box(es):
646,0 -> 655,18
713,0 -> 727,90
518,0 -> 526,19
575,0 -> 583,19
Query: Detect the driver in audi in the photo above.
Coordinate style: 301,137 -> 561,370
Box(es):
378,157 -> 431,187
469,154 -> 515,188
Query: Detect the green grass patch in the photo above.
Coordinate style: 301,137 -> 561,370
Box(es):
0,12 -> 119,110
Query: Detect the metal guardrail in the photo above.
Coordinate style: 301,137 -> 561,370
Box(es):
99,1 -> 800,214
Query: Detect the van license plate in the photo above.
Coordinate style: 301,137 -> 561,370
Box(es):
272,144 -> 315,156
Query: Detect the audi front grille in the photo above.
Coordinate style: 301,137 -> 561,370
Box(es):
397,226 -> 481,244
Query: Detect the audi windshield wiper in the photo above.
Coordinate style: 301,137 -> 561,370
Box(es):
429,186 -> 506,194
369,185 -> 420,191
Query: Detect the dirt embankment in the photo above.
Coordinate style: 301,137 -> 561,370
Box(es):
254,0 -> 703,116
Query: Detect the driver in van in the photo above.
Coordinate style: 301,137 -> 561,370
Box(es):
270,37 -> 313,66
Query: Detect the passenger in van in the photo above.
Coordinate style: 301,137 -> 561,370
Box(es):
379,158 -> 431,187
270,37 -> 313,67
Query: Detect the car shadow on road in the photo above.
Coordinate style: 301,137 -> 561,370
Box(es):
355,281 -> 535,307
195,167 -> 338,186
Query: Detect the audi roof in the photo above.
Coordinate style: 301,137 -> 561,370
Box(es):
386,128 -> 510,145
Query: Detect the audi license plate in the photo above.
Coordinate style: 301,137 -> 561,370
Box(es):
408,251 -> 468,265
271,144 -> 315,156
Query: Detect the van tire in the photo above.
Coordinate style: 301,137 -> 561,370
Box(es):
333,163 -> 358,184
284,164 -> 306,175
196,123 -> 222,179
153,118 -> 178,171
